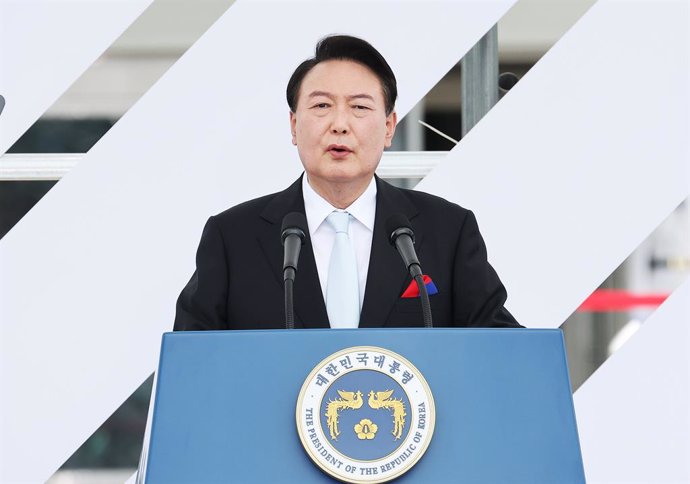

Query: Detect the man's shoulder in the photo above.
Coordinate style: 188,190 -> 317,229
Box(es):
212,190 -> 281,223
381,179 -> 472,221
210,177 -> 302,226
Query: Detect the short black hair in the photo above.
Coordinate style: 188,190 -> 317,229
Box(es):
286,35 -> 397,116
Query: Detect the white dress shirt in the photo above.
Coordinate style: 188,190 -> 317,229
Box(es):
302,174 -> 376,311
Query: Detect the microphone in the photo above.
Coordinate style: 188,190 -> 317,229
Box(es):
386,214 -> 422,278
386,214 -> 433,327
282,212 -> 307,281
281,212 -> 307,329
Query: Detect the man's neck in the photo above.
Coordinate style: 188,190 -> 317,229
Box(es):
306,176 -> 374,209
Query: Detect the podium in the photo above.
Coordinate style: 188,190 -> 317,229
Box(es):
138,328 -> 585,483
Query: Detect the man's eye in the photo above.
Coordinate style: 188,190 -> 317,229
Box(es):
353,105 -> 371,110
313,103 -> 330,109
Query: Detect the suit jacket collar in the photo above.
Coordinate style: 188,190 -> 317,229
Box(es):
359,176 -> 421,327
259,175 -> 329,329
258,174 -> 421,329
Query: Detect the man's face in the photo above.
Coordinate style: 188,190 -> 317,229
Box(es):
290,59 -> 396,191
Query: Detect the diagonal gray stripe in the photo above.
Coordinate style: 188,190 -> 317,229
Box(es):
9,0 -> 236,152
399,0 -> 598,151
562,197 -> 689,392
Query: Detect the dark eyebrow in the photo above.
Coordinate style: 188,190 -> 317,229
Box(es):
308,91 -> 335,99
307,91 -> 375,103
347,94 -> 375,103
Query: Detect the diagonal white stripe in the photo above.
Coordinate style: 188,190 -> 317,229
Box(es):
0,1 -> 518,481
560,197 -> 689,392
0,0 -> 153,156
41,1 -> 237,120
418,0 -> 689,328
574,275 -> 690,482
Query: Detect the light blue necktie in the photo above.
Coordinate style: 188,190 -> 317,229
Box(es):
326,211 -> 360,328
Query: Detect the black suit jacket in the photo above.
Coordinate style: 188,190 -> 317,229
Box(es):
174,176 -> 520,330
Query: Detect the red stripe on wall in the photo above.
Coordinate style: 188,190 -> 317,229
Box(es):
577,289 -> 669,312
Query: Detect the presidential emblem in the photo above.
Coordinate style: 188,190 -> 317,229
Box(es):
296,346 -> 435,483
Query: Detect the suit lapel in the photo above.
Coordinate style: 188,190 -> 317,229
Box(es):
258,176 -> 422,329
258,176 -> 329,329
359,177 -> 421,327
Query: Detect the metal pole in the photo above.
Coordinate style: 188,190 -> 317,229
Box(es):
460,25 -> 499,138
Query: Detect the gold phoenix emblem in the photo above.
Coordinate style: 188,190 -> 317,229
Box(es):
297,346 -> 435,484
325,389 -> 407,441
354,419 -> 378,440
368,390 -> 407,440
325,390 -> 363,440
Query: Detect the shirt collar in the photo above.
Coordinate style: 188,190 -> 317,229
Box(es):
302,174 -> 377,235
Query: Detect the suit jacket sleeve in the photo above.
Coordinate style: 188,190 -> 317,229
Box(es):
174,216 -> 229,331
452,210 -> 521,327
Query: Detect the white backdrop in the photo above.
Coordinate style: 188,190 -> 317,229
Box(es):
0,0 -> 687,482
575,277 -> 689,483
0,1 -> 517,481
0,0 -> 153,155
418,0 -> 689,328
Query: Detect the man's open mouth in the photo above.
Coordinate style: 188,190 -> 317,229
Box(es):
327,144 -> 352,154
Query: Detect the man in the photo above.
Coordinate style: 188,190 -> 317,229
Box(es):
174,35 -> 520,331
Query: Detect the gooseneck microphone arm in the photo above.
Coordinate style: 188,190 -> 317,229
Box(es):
281,212 -> 307,329
386,215 -> 433,328
284,277 -> 295,330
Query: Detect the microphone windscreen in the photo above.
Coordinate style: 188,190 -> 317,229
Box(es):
282,212 -> 308,233
385,213 -> 411,233
281,213 -> 308,246
385,213 -> 413,242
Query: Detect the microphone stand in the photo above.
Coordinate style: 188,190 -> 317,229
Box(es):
389,218 -> 434,328
407,263 -> 432,328
413,272 -> 433,328
281,213 -> 306,330
284,268 -> 296,330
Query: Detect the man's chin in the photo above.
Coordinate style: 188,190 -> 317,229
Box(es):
319,170 -> 374,187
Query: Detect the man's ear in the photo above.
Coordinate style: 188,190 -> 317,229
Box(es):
384,111 -> 398,148
289,111 -> 297,145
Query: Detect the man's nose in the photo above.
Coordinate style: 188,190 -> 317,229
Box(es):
330,108 -> 350,134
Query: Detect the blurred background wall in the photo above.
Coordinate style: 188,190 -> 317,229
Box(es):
1,1 -> 686,482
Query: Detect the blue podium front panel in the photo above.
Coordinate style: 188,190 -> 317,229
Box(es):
144,329 -> 585,483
